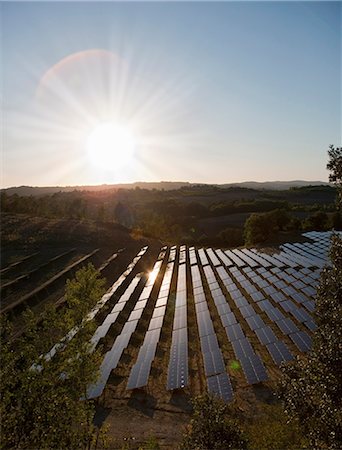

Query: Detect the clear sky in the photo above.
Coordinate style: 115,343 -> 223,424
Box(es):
1,1 -> 341,187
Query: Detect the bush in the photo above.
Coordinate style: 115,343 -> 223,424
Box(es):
180,393 -> 247,450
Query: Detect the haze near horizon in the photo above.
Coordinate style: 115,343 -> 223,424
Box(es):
2,1 -> 341,188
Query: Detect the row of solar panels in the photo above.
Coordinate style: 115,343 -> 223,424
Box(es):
43,246 -> 148,363
88,248 -> 165,398
167,246 -> 189,390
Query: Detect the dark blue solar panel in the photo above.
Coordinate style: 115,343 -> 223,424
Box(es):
290,308 -> 312,324
239,354 -> 268,384
265,308 -> 285,322
207,372 -> 233,402
255,326 -> 277,345
200,333 -> 219,354
203,350 -> 226,377
289,331 -> 312,352
303,300 -> 315,313
275,317 -> 299,335
266,341 -> 293,365
216,302 -> 232,315
231,338 -> 254,360
302,286 -> 316,297
258,299 -> 274,312
246,315 -> 266,331
263,285 -> 277,296
225,323 -> 245,342
220,312 -> 238,327
250,291 -> 265,302
269,291 -> 286,303
239,304 -> 256,318
279,300 -> 297,312
234,296 -> 249,308
304,320 -> 317,332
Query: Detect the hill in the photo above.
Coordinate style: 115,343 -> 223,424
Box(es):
2,180 -> 330,196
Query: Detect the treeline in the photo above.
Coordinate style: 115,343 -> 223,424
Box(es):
244,209 -> 342,246
2,187 -> 340,248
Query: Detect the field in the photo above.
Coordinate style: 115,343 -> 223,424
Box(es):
1,212 -> 336,448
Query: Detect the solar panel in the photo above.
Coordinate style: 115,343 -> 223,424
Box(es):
216,302 -> 232,315
152,305 -> 167,319
289,331 -> 312,352
255,326 -> 277,345
302,286 -> 316,297
195,301 -> 209,314
265,307 -> 285,322
148,316 -> 164,331
275,317 -> 299,335
220,312 -> 238,327
231,337 -> 254,360
279,300 -> 297,312
167,341 -> 188,390
233,296 -> 249,308
239,304 -> 256,318
290,308 -> 312,324
206,248 -> 222,267
207,372 -> 233,402
303,300 -> 315,313
304,320 -> 317,332
257,299 -> 274,312
225,323 -> 245,342
239,354 -> 268,384
202,349 -> 226,377
250,291 -> 265,302
128,309 -> 144,322
266,341 -> 294,365
200,333 -> 219,353
246,314 -> 266,331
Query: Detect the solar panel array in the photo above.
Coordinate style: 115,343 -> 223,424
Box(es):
88,248 -> 165,399
43,246 -> 148,363
78,231 -> 338,401
190,254 -> 233,402
127,258 -> 175,390
167,246 -> 189,390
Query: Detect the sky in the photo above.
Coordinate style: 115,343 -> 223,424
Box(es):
1,1 -> 341,187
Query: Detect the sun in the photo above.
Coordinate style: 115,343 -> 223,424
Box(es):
86,122 -> 136,171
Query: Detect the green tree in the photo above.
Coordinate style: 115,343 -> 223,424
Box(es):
180,393 -> 247,450
327,144 -> 342,206
0,264 -> 106,449
244,213 -> 275,245
303,211 -> 329,231
279,145 -> 342,449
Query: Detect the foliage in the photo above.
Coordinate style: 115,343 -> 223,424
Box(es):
138,435 -> 161,450
279,145 -> 342,449
327,144 -> 342,206
180,393 -> 247,450
244,212 -> 275,245
244,404 -> 307,449
0,264 -> 106,449
303,211 -> 329,231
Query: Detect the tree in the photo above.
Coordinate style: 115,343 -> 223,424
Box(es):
279,145 -> 342,449
327,145 -> 342,206
180,393 -> 247,450
244,213 -> 275,245
0,264 -> 107,449
303,211 -> 329,231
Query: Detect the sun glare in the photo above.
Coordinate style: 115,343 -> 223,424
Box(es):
86,122 -> 136,171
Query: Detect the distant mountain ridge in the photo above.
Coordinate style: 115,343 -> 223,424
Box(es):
2,180 -> 330,196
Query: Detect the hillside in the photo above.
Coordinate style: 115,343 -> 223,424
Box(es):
2,180 -> 330,196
